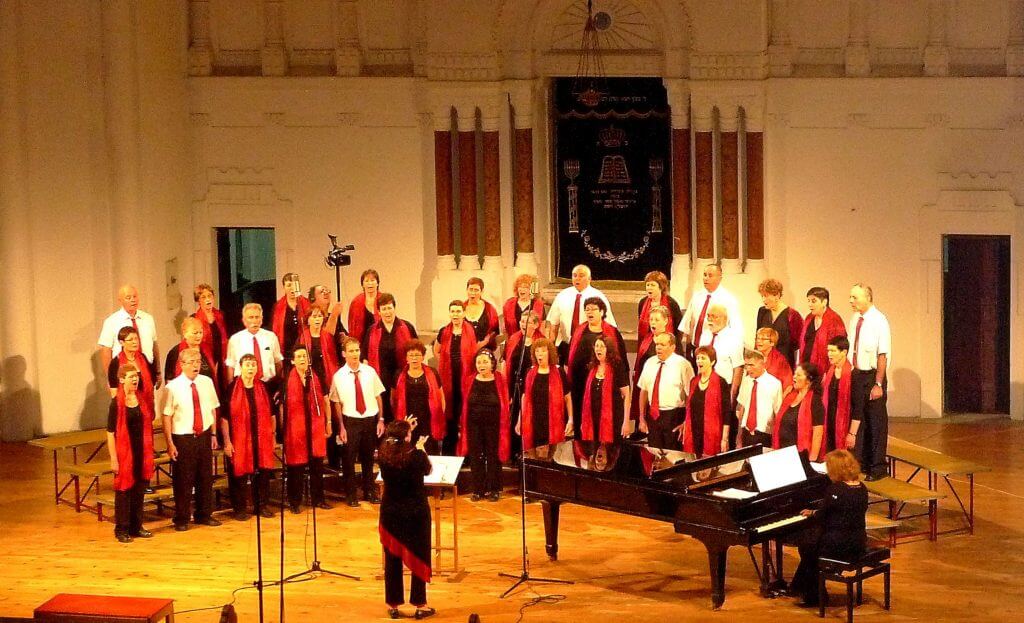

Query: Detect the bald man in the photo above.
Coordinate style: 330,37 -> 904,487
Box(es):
99,285 -> 160,384
847,284 -> 891,480
546,264 -> 616,363
679,264 -> 742,355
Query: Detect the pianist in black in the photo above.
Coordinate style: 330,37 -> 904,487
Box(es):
789,449 -> 868,607
678,345 -> 731,457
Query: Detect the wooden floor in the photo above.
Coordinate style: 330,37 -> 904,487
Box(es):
2,417 -> 1023,622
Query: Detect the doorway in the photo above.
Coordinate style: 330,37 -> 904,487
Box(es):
942,234 -> 1010,414
216,228 -> 277,334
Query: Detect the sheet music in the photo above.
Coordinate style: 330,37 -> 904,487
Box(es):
809,461 -> 828,475
712,487 -> 758,500
749,446 -> 807,492
376,455 -> 465,485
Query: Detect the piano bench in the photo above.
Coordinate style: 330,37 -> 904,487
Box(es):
817,547 -> 891,623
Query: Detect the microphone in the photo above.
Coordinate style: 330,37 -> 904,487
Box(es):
292,275 -> 302,296
529,280 -> 539,297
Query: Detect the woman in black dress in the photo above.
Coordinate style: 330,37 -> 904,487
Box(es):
636,270 -> 683,348
578,337 -> 631,445
392,340 -> 445,455
457,349 -> 511,501
104,364 -> 155,543
681,346 -> 732,457
378,419 -> 435,620
772,362 -> 825,461
516,338 -> 573,452
789,449 -> 868,607
755,278 -> 803,368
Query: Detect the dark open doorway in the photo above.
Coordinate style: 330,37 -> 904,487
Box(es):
216,228 -> 277,335
943,234 -> 1010,414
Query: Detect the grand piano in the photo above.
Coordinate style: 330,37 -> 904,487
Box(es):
523,441 -> 828,609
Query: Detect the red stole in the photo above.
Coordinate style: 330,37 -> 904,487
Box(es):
765,348 -> 793,389
193,307 -> 228,360
521,367 -> 567,450
502,296 -> 545,337
300,328 -> 340,382
284,368 -> 328,465
580,364 -> 616,444
112,389 -> 155,492
684,374 -> 725,457
773,389 -> 815,456
117,350 -> 153,400
228,379 -> 276,476
457,373 -> 511,462
173,340 -> 217,378
347,292 -> 379,343
367,320 -> 413,378
801,308 -> 846,372
822,361 -> 853,453
502,328 -> 543,379
393,365 -> 445,441
567,321 -> 619,381
637,295 -> 669,345
272,295 -> 311,351
437,323 -> 477,419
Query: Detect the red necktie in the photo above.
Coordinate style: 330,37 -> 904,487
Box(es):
710,332 -> 717,348
649,361 -> 664,420
570,293 -> 582,337
191,382 -> 204,435
130,316 -> 139,336
353,369 -> 367,414
852,316 -> 864,368
252,335 -> 264,379
693,295 -> 711,345
745,379 -> 758,433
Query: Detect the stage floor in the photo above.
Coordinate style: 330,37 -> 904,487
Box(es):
2,417 -> 1023,622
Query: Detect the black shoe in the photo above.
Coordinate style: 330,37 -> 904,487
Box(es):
259,508 -> 275,519
346,496 -> 359,507
174,523 -> 189,532
365,491 -> 381,504
316,501 -> 333,510
487,491 -> 500,502
797,599 -> 819,608
233,511 -> 250,521
131,528 -> 153,539
290,504 -> 302,514
197,517 -> 222,527
144,487 -> 155,495
388,607 -> 401,619
115,533 -> 132,543
864,474 -> 883,482
471,493 -> 483,502
414,606 -> 436,619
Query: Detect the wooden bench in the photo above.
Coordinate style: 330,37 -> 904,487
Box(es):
34,593 -> 173,623
865,513 -> 902,548
863,476 -> 944,545
95,477 -> 230,522
30,430 -> 109,512
887,436 -> 990,537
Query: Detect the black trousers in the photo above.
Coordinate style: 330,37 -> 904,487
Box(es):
442,384 -> 462,456
172,430 -> 214,526
226,460 -> 271,514
381,387 -> 395,424
739,428 -> 772,450
467,414 -> 501,496
342,416 -> 377,497
114,479 -> 148,535
384,549 -> 426,607
648,407 -> 683,450
851,370 -> 888,478
326,413 -> 343,469
287,458 -> 325,507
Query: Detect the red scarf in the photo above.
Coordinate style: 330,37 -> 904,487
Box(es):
300,328 -> 340,383
502,296 -> 545,337
822,360 -> 853,453
112,389 -> 155,492
502,328 -> 543,379
521,367 -> 567,450
765,347 -> 793,389
117,350 -> 153,401
347,291 -> 379,344
580,363 -> 616,444
193,307 -> 228,361
457,372 -> 511,462
567,321 -> 620,382
284,367 -> 328,464
801,308 -> 846,372
773,389 -> 816,456
437,323 -> 477,419
173,339 -> 217,379
393,365 -> 446,441
637,294 -> 669,345
228,379 -> 276,476
684,373 -> 725,457
272,295 -> 311,351
367,319 -> 413,378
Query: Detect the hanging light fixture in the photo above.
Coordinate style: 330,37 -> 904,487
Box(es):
572,0 -> 608,107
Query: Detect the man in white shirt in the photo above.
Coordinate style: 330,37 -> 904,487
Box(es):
98,285 -> 160,382
679,264 -> 743,354
546,264 -> 616,363
735,349 -> 783,449
330,337 -> 386,506
847,284 -> 891,480
225,303 -> 284,389
697,305 -> 744,400
637,333 -> 694,450
162,348 -> 221,531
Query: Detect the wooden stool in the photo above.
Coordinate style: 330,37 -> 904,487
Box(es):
34,594 -> 174,623
818,547 -> 891,623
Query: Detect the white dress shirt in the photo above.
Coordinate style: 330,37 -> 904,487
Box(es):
638,353 -> 695,411
847,305 -> 891,371
679,286 -> 743,346
225,328 -> 283,382
546,285 -> 617,345
735,371 -> 783,433
98,308 -> 157,362
329,363 -> 386,418
162,373 -> 220,435
698,325 -> 745,382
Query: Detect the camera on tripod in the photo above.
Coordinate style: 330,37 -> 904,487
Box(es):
325,234 -> 355,268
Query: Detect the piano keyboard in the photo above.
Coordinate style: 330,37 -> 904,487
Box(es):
753,514 -> 807,533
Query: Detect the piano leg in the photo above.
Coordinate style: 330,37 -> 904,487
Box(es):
705,544 -> 728,610
541,500 -> 561,561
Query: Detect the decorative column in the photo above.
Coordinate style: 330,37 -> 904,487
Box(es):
456,107 -> 480,270
845,0 -> 871,77
719,108 -> 740,274
187,0 -> 213,76
745,115 -> 765,264
666,79 -> 691,299
768,0 -> 794,77
1007,0 -> 1024,76
480,107 -> 502,273
334,0 -> 361,76
433,108 -> 456,271
924,0 -> 950,76
693,104 -> 715,261
261,0 -> 288,76
510,86 -> 538,277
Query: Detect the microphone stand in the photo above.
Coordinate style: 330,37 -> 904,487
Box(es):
248,390 -> 267,623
